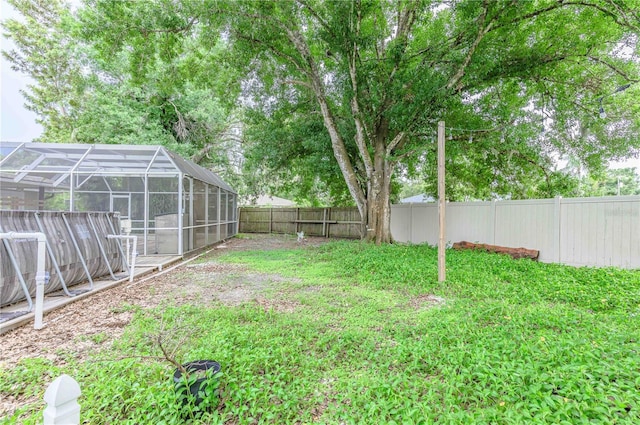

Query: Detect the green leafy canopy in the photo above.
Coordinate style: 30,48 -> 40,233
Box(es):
4,0 -> 640,237
2,0 -> 242,185
235,0 -> 640,201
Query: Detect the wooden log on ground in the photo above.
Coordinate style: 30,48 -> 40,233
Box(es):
452,241 -> 539,260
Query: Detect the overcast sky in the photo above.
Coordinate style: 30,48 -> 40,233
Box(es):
0,0 -> 638,169
1,0 -> 44,142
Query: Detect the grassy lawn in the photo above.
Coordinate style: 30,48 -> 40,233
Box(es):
2,239 -> 640,424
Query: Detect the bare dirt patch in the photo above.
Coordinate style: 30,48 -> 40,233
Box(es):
408,294 -> 446,310
0,234 -> 328,370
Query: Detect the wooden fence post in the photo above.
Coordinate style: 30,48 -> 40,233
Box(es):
437,121 -> 446,282
43,374 -> 81,425
322,208 -> 327,237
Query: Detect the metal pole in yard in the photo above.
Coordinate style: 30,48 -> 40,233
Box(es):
438,121 -> 446,282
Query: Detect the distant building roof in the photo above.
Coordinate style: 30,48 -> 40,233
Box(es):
400,194 -> 435,203
242,195 -> 296,207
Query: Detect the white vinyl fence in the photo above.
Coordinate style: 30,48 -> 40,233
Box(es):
391,196 -> 640,269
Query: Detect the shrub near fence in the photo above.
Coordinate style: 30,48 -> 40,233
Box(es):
238,207 -> 362,239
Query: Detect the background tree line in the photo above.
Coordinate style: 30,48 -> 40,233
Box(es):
4,0 -> 640,241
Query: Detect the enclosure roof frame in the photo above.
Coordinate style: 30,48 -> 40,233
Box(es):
0,142 -> 236,193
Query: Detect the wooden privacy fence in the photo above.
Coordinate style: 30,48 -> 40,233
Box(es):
391,195 -> 640,269
239,207 -> 362,239
240,196 -> 640,269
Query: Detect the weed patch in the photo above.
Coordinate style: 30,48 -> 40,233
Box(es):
2,241 -> 640,423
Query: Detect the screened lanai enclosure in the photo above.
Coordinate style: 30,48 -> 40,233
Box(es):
0,142 -> 238,255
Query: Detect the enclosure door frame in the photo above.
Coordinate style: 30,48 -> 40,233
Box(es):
111,194 -> 131,220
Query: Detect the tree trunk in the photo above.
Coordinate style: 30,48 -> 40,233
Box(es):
365,171 -> 393,243
284,27 -> 394,244
365,133 -> 393,244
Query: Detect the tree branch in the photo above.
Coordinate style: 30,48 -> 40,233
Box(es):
139,16 -> 199,37
166,100 -> 187,141
233,32 -> 308,76
446,1 -> 496,91
386,131 -> 406,156
491,2 -> 565,31
191,119 -> 243,164
296,0 -> 338,40
491,0 -> 639,33
497,147 -> 553,195
385,3 -> 417,86
348,0 -> 374,178
588,55 -> 640,83
458,51 -> 583,93
281,79 -> 314,89
565,1 -> 640,31
374,2 -> 418,134
282,22 -> 367,215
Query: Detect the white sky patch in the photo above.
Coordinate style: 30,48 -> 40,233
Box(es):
431,2 -> 449,14
1,0 -> 43,142
609,158 -> 640,170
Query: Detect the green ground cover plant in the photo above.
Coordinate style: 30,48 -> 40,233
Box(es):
2,239 -> 640,424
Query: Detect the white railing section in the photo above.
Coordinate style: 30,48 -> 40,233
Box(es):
106,235 -> 138,282
0,232 -> 48,328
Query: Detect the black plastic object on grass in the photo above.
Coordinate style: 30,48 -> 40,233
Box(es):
173,360 -> 222,407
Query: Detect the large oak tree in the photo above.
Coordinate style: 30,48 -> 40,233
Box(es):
221,0 -> 640,242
